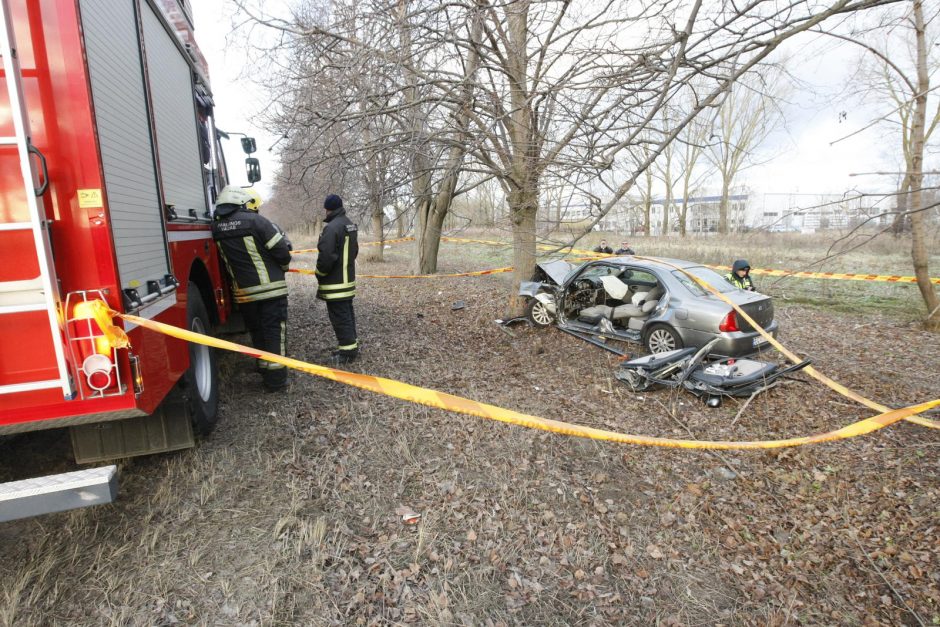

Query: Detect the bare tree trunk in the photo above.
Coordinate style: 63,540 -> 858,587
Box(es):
719,172 -> 731,234
893,174 -> 911,235
408,0 -> 483,274
909,0 -> 940,330
396,205 -> 406,237
370,210 -> 385,259
506,0 -> 541,315
679,197 -> 689,236
509,189 -> 538,314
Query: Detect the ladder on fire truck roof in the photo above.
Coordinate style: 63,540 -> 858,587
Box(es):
0,0 -> 73,398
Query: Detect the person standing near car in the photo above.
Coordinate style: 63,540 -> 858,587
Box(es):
725,259 -> 755,291
316,194 -> 360,364
615,240 -> 635,255
212,185 -> 292,392
593,240 -> 613,254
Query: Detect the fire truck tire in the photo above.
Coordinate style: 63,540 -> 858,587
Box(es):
184,283 -> 220,435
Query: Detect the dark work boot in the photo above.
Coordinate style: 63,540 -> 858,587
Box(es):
330,349 -> 359,365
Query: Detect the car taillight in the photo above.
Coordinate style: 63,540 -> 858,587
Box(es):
719,310 -> 739,332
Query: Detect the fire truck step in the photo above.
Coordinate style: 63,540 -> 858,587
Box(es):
0,222 -> 33,231
0,136 -> 19,145
0,379 -> 64,395
0,465 -> 118,522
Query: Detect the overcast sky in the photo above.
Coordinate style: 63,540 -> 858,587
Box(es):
190,1 -> 910,201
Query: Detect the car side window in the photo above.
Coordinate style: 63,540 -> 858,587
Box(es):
624,270 -> 657,285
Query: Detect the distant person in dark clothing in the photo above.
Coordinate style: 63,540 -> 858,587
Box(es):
725,259 -> 755,291
615,241 -> 635,255
316,194 -> 360,365
593,240 -> 613,254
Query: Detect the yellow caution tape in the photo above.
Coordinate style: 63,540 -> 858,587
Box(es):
708,265 -> 940,285
291,236 -> 415,255
88,301 -> 938,449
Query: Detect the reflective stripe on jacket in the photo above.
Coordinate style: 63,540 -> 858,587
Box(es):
212,204 -> 292,303
316,208 -> 358,301
725,272 -> 754,291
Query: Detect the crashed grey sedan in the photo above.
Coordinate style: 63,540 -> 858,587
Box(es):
519,256 -> 778,357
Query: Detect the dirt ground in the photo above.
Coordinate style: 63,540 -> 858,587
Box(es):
1,239 -> 939,626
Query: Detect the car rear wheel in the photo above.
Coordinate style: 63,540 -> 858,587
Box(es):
644,324 -> 682,354
525,297 -> 554,327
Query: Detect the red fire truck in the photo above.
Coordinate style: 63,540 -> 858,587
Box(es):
0,0 -> 258,520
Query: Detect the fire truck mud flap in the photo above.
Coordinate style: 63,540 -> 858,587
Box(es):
0,465 -> 117,522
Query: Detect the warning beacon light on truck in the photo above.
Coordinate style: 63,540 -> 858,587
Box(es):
65,293 -> 128,399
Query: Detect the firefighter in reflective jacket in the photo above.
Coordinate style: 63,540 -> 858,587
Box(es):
212,185 -> 292,391
725,259 -> 755,291
316,194 -> 360,364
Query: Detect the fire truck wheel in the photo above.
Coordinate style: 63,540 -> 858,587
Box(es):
184,283 -> 220,435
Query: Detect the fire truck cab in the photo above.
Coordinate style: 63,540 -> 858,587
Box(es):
0,0 -> 252,520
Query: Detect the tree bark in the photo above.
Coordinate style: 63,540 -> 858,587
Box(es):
909,0 -> 940,330
892,174 -> 911,235
509,189 -> 539,315
503,1 -> 537,314
718,171 -> 731,234
409,1 -> 483,274
370,209 -> 385,260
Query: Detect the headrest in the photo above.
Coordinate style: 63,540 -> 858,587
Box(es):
641,299 -> 658,313
631,291 -> 648,306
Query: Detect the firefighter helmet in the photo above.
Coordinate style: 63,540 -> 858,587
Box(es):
215,185 -> 253,208
245,188 -> 263,211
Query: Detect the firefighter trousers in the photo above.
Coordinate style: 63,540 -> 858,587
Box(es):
326,299 -> 358,355
240,296 -> 289,389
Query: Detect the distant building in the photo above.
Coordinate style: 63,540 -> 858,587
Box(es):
535,187 -> 921,234
601,190 -> 895,234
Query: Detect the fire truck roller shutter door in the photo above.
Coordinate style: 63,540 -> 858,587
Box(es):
80,0 -> 171,296
140,4 -> 208,223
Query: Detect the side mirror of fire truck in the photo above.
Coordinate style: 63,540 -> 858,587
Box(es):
240,136 -> 257,154
246,157 -> 262,184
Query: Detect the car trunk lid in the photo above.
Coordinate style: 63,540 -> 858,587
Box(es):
729,293 -> 774,332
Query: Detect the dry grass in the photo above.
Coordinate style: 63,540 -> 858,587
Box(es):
1,232 -> 938,625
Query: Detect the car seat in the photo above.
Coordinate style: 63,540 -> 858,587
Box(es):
611,284 -> 664,328
577,275 -> 631,322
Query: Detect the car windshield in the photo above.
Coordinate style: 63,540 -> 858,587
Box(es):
575,264 -> 622,281
671,267 -> 737,296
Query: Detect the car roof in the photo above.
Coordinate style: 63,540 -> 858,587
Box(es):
603,256 -> 701,271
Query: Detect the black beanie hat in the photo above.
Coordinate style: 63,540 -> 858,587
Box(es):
324,194 -> 343,211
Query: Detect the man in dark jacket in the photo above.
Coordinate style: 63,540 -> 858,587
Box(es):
316,194 -> 360,364
212,185 -> 292,391
593,240 -> 613,254
615,241 -> 635,255
725,259 -> 755,291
